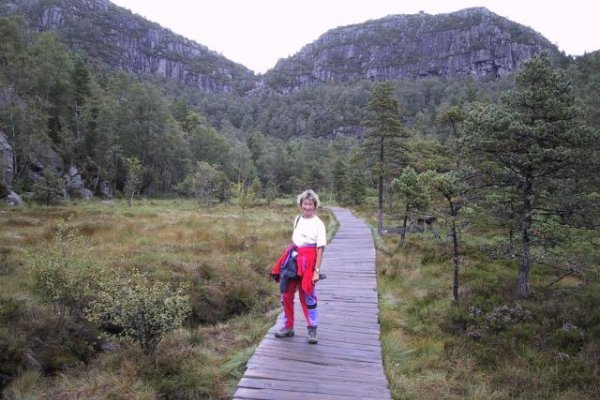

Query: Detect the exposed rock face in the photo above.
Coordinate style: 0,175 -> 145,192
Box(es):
26,142 -> 64,183
2,0 -> 257,94
0,131 -> 13,186
264,8 -> 561,92
63,165 -> 93,199
3,2 -> 563,96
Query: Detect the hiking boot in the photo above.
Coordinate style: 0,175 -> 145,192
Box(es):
274,327 -> 294,338
307,326 -> 318,344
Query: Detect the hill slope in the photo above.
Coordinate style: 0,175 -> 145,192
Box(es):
263,8 -> 561,92
2,1 -> 563,95
1,0 -> 257,94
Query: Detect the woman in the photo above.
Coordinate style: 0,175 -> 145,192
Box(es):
271,189 -> 326,344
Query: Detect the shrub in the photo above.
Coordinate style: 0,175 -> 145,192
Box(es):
31,168 -> 65,205
31,219 -> 88,315
86,270 -> 191,355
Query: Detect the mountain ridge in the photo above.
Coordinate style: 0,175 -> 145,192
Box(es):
0,1 -> 565,94
1,0 -> 257,93
262,7 -> 560,92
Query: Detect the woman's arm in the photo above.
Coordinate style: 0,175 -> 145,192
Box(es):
312,246 -> 324,284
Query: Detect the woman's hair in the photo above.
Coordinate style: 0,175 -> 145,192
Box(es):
297,189 -> 320,208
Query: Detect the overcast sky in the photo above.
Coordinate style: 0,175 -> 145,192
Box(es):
110,0 -> 600,74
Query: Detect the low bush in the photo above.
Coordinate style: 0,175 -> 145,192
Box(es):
86,269 -> 191,355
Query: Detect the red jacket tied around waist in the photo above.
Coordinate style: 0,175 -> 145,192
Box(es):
272,244 -> 317,293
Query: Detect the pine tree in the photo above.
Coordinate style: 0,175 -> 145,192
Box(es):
362,82 -> 409,233
465,54 -> 599,297
393,166 -> 429,245
32,168 -> 65,206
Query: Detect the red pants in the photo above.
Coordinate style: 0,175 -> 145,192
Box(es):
281,278 -> 318,328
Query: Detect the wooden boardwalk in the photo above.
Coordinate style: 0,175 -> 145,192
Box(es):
233,207 -> 392,400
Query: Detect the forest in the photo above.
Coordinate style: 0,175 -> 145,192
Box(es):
1,13 -> 600,399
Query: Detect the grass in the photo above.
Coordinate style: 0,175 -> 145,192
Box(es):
351,201 -> 600,400
4,196 -> 597,399
0,198 -> 336,399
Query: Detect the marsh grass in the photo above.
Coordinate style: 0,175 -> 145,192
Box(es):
353,203 -> 600,400
0,198 -> 318,398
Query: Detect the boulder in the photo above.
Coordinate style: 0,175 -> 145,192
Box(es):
5,190 -> 23,206
63,164 -> 93,199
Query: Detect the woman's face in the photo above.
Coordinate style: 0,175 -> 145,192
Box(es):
301,198 -> 316,218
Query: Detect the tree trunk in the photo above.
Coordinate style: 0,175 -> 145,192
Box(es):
449,198 -> 460,302
377,174 -> 383,234
9,111 -> 18,179
74,100 -> 80,142
400,203 -> 409,245
93,159 -> 102,194
518,179 -> 533,297
377,137 -> 384,234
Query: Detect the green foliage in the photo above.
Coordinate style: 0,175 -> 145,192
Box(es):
362,81 -> 410,232
31,168 -> 65,206
393,166 -> 429,244
394,167 -> 429,212
3,10 -> 598,208
464,54 -> 600,297
177,161 -> 230,207
123,156 -> 143,206
32,219 -> 80,313
264,181 -> 278,205
232,181 -> 256,216
363,81 -> 409,176
86,269 -> 191,355
373,214 -> 600,399
31,219 -> 103,316
333,157 -> 367,206
569,51 -> 600,130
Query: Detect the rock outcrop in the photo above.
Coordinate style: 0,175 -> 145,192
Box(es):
3,2 -> 563,96
0,130 -> 91,203
263,8 -> 561,92
63,165 -> 93,199
2,0 -> 257,94
0,131 -> 13,187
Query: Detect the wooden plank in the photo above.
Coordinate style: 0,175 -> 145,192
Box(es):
234,387 -> 387,400
237,377 -> 392,398
244,361 -> 387,380
232,207 -> 391,400
252,346 -> 383,366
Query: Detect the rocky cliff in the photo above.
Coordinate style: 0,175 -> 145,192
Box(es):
1,0 -> 257,94
263,8 -> 561,93
2,2 -> 564,96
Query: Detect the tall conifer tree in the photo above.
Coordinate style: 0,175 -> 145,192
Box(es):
362,81 -> 409,233
465,55 -> 599,297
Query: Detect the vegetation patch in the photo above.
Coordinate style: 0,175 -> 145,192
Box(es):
0,199 -> 307,398
370,213 -> 600,399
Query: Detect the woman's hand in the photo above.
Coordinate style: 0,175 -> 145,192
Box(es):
312,270 -> 320,284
